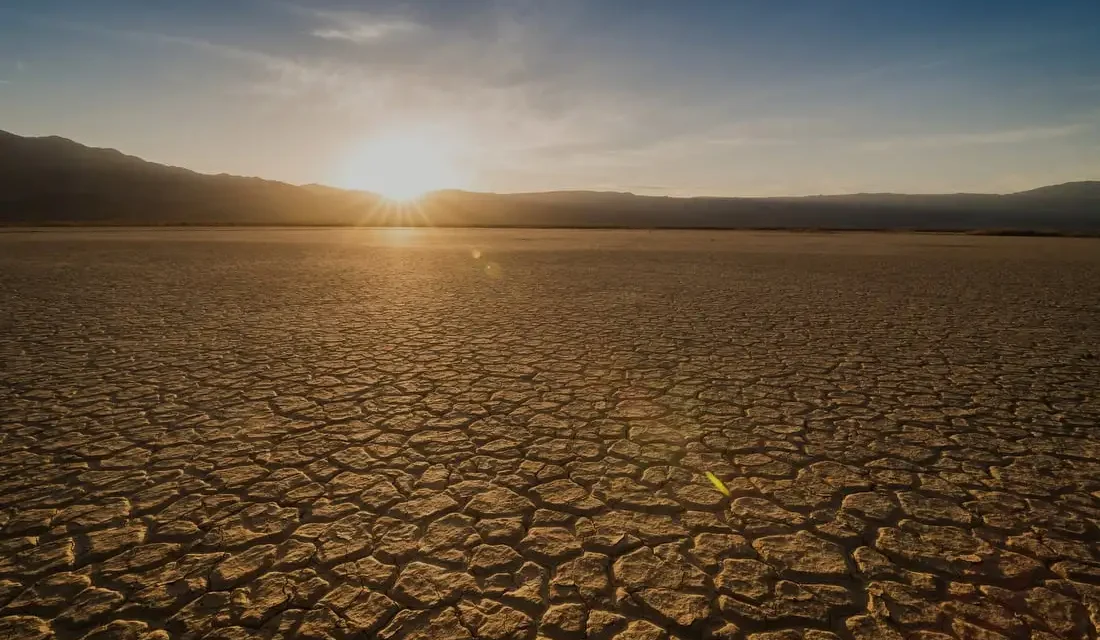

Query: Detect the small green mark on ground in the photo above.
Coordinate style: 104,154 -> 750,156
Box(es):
706,471 -> 731,497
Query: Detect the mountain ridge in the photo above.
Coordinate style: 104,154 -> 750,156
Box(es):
2,130 -> 1099,230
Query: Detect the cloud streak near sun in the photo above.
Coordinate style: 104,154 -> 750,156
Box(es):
309,11 -> 421,43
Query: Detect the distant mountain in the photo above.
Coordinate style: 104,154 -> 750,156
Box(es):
1012,181 -> 1100,199
0,130 -> 380,225
2,130 -> 1098,231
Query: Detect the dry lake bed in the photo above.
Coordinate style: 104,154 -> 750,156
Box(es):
1,228 -> 1099,640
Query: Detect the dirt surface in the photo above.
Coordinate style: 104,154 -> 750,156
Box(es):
1,228 -> 1099,640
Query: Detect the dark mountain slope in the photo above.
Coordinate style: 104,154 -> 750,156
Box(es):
0,130 -> 378,225
2,130 -> 1098,231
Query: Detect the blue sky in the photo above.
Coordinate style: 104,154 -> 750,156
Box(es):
1,0 -> 1099,195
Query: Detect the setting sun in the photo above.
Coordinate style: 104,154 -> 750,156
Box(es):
337,126 -> 470,201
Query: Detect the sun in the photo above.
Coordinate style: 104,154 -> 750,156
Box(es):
337,125 -> 469,202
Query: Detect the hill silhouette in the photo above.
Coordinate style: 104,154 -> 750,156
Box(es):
2,130 -> 1098,231
1011,181 -> 1100,199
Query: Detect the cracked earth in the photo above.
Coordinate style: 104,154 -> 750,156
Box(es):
1,229 -> 1099,640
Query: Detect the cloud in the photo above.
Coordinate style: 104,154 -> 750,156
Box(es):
861,123 -> 1092,151
65,12 -> 599,158
310,15 -> 421,43
21,6 -> 711,166
37,17 -> 347,99
274,2 -> 426,44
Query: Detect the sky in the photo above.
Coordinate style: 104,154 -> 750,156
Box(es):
1,0 -> 1099,196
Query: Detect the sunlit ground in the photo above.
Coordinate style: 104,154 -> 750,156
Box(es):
357,198 -> 435,228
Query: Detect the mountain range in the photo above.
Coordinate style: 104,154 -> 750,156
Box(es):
2,129 -> 1099,231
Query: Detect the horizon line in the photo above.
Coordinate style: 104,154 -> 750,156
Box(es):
3,127 -> 1097,200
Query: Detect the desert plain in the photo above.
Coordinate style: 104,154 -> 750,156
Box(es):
1,228 -> 1098,640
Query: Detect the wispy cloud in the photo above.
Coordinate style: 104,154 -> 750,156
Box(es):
26,10 -> 608,154
310,14 -> 421,43
268,2 -> 423,44
35,17 -> 345,98
861,123 -> 1091,151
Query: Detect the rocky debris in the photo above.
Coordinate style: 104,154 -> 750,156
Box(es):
585,511 -> 689,546
373,520 -> 421,563
875,520 -> 990,573
210,544 -> 276,590
389,491 -> 459,521
1025,586 -> 1089,637
0,616 -> 53,640
465,487 -> 535,518
234,569 -> 331,627
670,482 -> 726,509
752,531 -> 849,578
840,492 -> 898,521
518,527 -> 583,564
314,512 -> 374,565
199,503 -> 299,550
54,587 -> 124,628
359,480 -> 403,511
166,592 -> 235,638
613,546 -> 708,592
532,479 -> 606,514
866,581 -> 942,626
469,544 -> 523,575
0,538 -> 74,579
474,518 -> 525,545
586,609 -> 628,639
747,630 -> 841,640
503,561 -> 547,609
0,580 -> 22,609
768,581 -> 855,622
457,598 -> 533,640
636,589 -> 711,627
550,552 -> 611,601
392,562 -> 479,607
419,513 -> 480,563
896,492 -> 975,526
851,547 -> 937,592
318,586 -> 398,633
613,619 -> 667,640
5,572 -> 92,613
377,608 -> 472,640
596,477 -> 682,513
731,497 -> 806,527
609,400 -> 667,419
715,558 -> 776,602
845,615 -> 904,640
690,532 -> 752,570
331,555 -> 396,589
78,620 -> 154,640
541,602 -> 587,636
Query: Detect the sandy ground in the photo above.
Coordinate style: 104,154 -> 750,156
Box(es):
1,228 -> 1099,640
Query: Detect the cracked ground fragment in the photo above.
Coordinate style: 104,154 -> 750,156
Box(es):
1,229 -> 1099,639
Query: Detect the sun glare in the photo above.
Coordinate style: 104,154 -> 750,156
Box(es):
338,126 -> 469,202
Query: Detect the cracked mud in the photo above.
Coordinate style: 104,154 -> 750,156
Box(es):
1,229 -> 1099,640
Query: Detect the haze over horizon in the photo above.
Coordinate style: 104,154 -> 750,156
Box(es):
2,0 -> 1099,197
